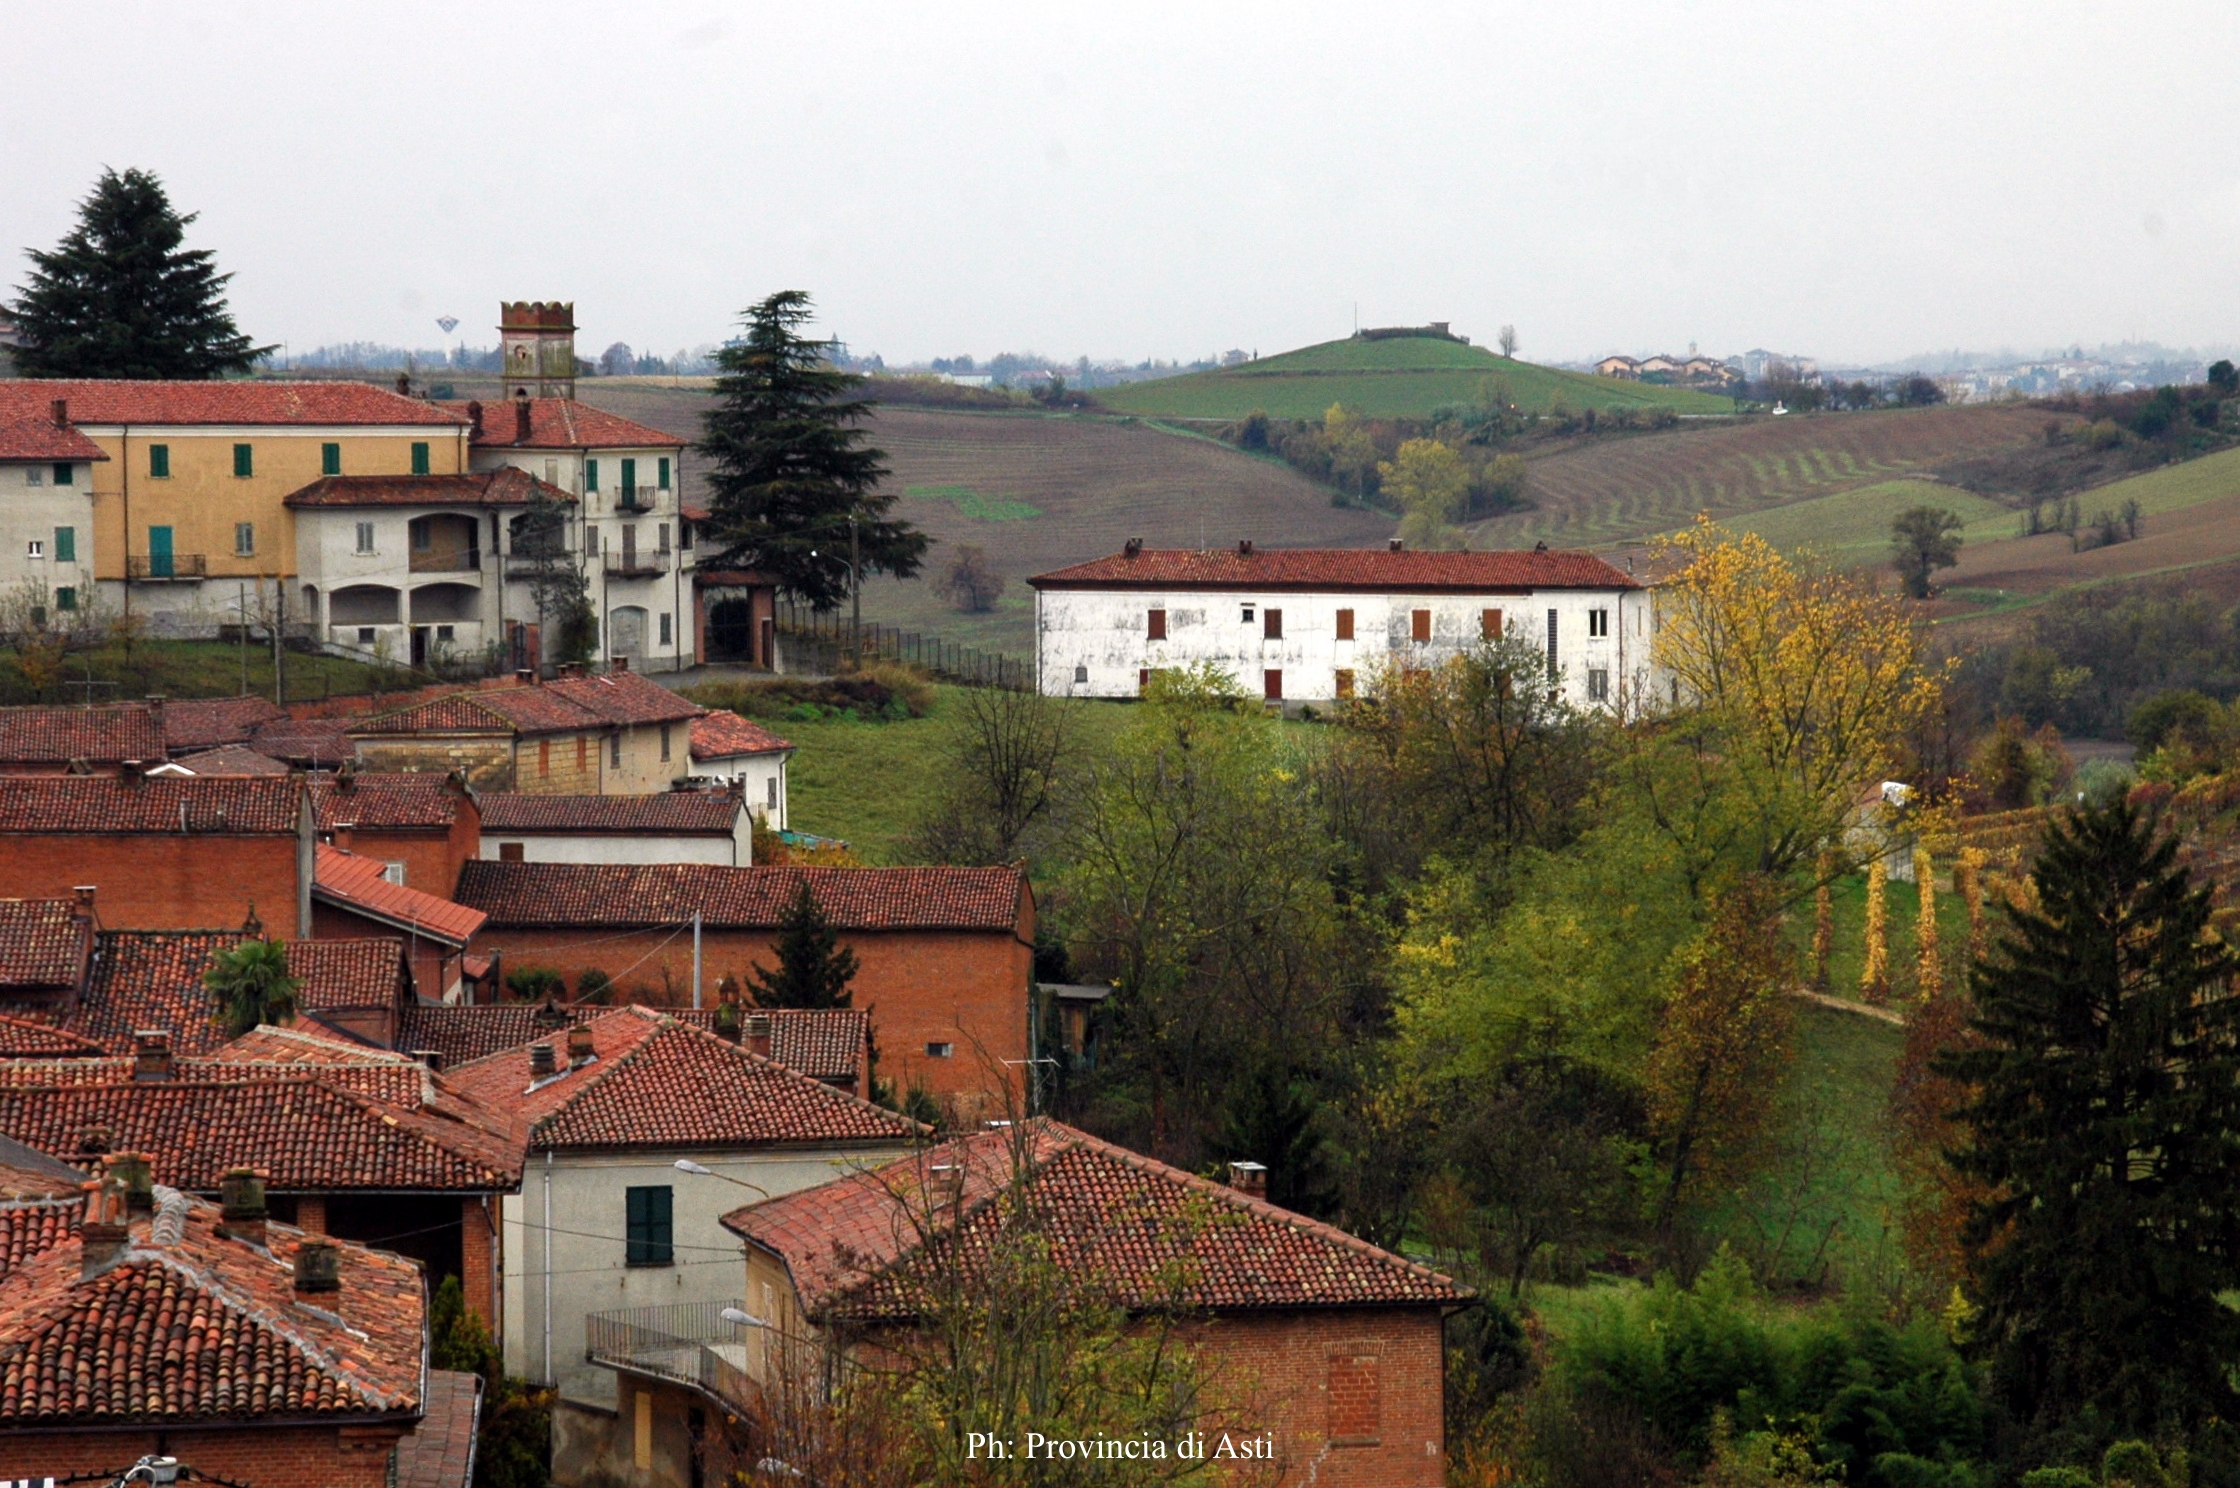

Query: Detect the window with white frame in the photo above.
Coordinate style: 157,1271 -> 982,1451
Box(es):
1588,608 -> 1610,638
235,523 -> 255,557
24,540 -> 43,560
355,522 -> 376,555
1588,668 -> 1610,702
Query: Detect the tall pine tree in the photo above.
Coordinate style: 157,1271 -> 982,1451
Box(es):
746,879 -> 860,1009
696,290 -> 926,608
1937,799 -> 2240,1435
12,168 -> 270,379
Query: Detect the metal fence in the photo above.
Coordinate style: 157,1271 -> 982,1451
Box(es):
776,601 -> 1031,690
584,1300 -> 757,1413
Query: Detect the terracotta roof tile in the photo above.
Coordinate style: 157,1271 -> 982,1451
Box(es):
247,718 -> 355,768
0,1200 -> 79,1279
668,1008 -> 869,1083
0,380 -> 465,428
0,1015 -> 103,1058
285,467 -> 572,508
0,1189 -> 426,1427
55,930 -> 245,1057
314,847 -> 487,948
0,704 -> 165,766
537,671 -> 701,728
725,1120 -> 1469,1321
690,710 -> 793,761
443,397 -> 683,451
1029,546 -> 1642,593
0,416 -> 107,462
396,1001 -> 573,1066
166,743 -> 293,776
312,772 -> 469,830
215,1023 -> 401,1066
351,691 -> 583,739
0,776 -> 303,835
289,939 -> 409,1010
477,792 -> 741,834
162,696 -> 286,751
0,900 -> 92,991
0,1076 -> 520,1192
397,1369 -> 484,1488
445,1006 -> 914,1153
456,862 -> 1026,932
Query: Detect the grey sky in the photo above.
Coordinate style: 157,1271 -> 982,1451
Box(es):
7,2 -> 2238,368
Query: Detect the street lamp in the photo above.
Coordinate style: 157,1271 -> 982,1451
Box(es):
673,1158 -> 771,1199
720,1306 -> 770,1330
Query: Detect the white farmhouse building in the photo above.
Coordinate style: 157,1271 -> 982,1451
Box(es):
478,788 -> 753,865
0,401 -> 103,622
686,710 -> 793,828
1029,540 -> 1653,708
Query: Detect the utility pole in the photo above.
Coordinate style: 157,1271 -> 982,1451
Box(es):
271,580 -> 285,706
848,509 -> 860,666
692,912 -> 703,1010
238,582 -> 249,695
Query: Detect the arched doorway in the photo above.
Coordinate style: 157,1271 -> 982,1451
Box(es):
609,605 -> 648,666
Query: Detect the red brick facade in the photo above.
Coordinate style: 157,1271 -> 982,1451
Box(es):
0,831 -> 305,934
477,923 -> 1031,1107
0,1423 -> 408,1488
462,1194 -> 501,1340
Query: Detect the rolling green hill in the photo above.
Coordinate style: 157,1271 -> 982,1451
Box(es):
1097,334 -> 1735,420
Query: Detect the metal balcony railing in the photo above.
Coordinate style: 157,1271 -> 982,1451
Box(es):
127,554 -> 208,580
602,547 -> 673,579
585,1300 -> 758,1413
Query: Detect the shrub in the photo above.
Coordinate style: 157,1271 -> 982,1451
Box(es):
504,966 -> 564,1001
575,968 -> 614,1004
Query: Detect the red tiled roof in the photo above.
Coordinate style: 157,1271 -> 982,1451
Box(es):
0,704 -> 164,766
690,710 -> 793,761
0,1076 -> 520,1191
0,1054 -> 429,1111
397,1370 -> 484,1488
0,900 -> 92,991
477,791 -> 741,835
0,1200 -> 78,1278
0,1015 -> 102,1058
0,380 -> 465,428
537,671 -> 701,728
58,930 -> 245,1057
352,672 -> 701,740
0,776 -> 303,835
0,1190 -> 426,1427
313,771 -> 469,830
725,1120 -> 1469,1322
0,417 -> 106,462
314,847 -> 487,948
166,743 -> 293,776
289,938 -> 409,1010
216,1023 -> 401,1065
445,1006 -> 915,1153
248,717 -> 356,768
285,467 -> 572,508
444,397 -> 683,451
397,1001 -> 574,1066
670,1008 -> 868,1083
1028,547 -> 1642,592
163,696 -> 286,752
456,862 -> 1027,932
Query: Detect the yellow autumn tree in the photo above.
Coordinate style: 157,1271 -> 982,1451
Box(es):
1643,519 -> 1947,885
1913,844 -> 1941,1002
1811,848 -> 1837,990
1860,857 -> 1890,1004
1380,438 -> 1471,551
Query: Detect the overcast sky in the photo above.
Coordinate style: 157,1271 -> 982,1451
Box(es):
7,2 -> 2238,368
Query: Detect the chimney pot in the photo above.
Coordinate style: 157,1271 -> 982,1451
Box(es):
713,1002 -> 741,1043
466,400 -> 484,439
81,1218 -> 129,1275
529,1041 -> 557,1079
514,668 -> 534,684
132,1030 -> 173,1082
294,1238 -> 341,1294
219,1168 -> 269,1247
514,396 -> 532,444
395,372 -> 412,396
50,398 -> 68,429
71,885 -> 96,922
412,1048 -> 445,1072
1226,1160 -> 1268,1199
107,1151 -> 155,1213
1237,539 -> 1254,556
332,822 -> 355,852
1388,538 -> 1404,552
928,1162 -> 964,1202
1123,537 -> 1143,558
745,1013 -> 772,1059
610,655 -> 630,673
566,1024 -> 595,1066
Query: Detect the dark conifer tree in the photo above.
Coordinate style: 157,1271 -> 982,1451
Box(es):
746,879 -> 860,1009
697,290 -> 926,609
1936,799 -> 2240,1435
11,168 -> 270,378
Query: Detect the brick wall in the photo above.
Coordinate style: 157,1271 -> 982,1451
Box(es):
311,901 -> 455,1000
356,736 -> 515,790
337,826 -> 461,894
475,925 -> 1032,1106
0,832 -> 300,932
515,731 -> 604,794
1187,1308 -> 1449,1487
1,1421 -> 406,1488
462,1193 -> 500,1342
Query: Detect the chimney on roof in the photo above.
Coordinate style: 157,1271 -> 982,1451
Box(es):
118,759 -> 143,787
219,1168 -> 269,1248
335,760 -> 356,794
395,372 -> 411,397
51,398 -> 68,428
1237,539 -> 1254,556
132,1030 -> 173,1083
108,1151 -> 155,1215
529,1041 -> 557,1079
1226,1160 -> 1267,1199
514,668 -> 535,685
1123,536 -> 1143,558
1534,539 -> 1548,552
745,1013 -> 772,1059
241,902 -> 264,939
81,1178 -> 128,1275
144,694 -> 165,723
927,1162 -> 964,1204
71,885 -> 95,927
566,1024 -> 595,1066
713,1002 -> 741,1043
332,822 -> 355,853
77,1125 -> 113,1157
610,655 -> 630,673
514,395 -> 532,445
1388,538 -> 1404,553
467,400 -> 484,439
294,1238 -> 341,1295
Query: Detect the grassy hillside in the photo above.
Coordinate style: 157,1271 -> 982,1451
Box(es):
1096,335 -> 1733,420
575,385 -> 1391,657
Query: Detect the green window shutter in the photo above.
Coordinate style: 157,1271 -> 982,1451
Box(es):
658,457 -> 670,488
625,1185 -> 674,1265
620,458 -> 636,494
411,441 -> 430,475
233,443 -> 253,477
55,587 -> 76,612
148,445 -> 169,478
322,442 -> 341,476
586,459 -> 599,491
54,527 -> 74,564
51,463 -> 72,487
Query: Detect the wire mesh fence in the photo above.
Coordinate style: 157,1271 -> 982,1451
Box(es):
776,601 -> 1032,691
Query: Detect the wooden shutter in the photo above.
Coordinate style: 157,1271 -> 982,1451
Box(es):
1482,608 -> 1503,638
1264,669 -> 1282,701
499,842 -> 524,862
411,441 -> 430,475
1148,608 -> 1166,640
1334,669 -> 1355,699
53,527 -> 74,563
1411,608 -> 1431,642
1335,608 -> 1354,640
149,445 -> 169,478
322,443 -> 341,476
233,443 -> 253,477
1264,608 -> 1283,639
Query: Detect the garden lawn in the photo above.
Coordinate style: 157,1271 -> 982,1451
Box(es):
1,639 -> 401,707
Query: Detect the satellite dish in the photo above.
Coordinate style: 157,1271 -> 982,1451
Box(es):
436,316 -> 459,335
